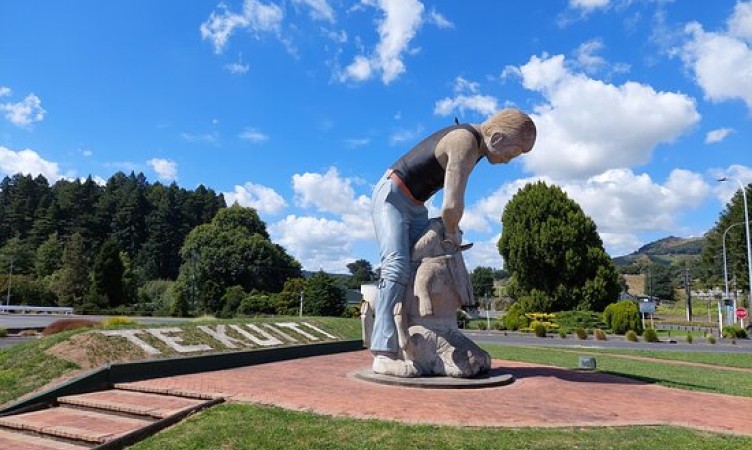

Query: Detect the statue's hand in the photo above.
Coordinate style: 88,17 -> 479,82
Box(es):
444,229 -> 462,248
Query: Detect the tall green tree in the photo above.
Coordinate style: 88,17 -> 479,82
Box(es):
346,259 -> 375,288
498,181 -> 620,312
700,183 -> 751,293
35,232 -> 63,278
0,236 -> 35,275
471,266 -> 495,300
53,233 -> 89,308
303,271 -> 346,317
174,205 -> 301,315
88,238 -> 127,309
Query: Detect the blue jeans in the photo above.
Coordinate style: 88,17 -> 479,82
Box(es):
370,173 -> 429,353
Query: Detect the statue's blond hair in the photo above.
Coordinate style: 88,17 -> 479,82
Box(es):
480,108 -> 536,153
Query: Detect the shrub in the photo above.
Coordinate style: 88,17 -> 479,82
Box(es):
722,325 -> 748,339
643,328 -> 659,343
686,334 -> 693,344
625,330 -> 638,342
558,331 -> 567,339
553,311 -> 607,334
503,303 -> 529,331
708,336 -> 716,344
101,316 -> 137,327
0,327 -> 7,338
594,329 -> 607,341
533,322 -> 547,337
603,300 -> 643,334
43,319 -> 99,335
575,327 -> 588,340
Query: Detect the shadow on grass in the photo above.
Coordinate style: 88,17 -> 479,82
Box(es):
599,370 -> 716,392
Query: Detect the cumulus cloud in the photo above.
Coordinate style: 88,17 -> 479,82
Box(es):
461,168 -> 710,256
292,0 -> 335,23
200,0 -> 284,53
238,128 -> 269,143
147,158 -> 178,181
1,92 -> 46,128
678,2 -> 752,110
705,127 -> 734,144
268,167 -> 375,271
462,234 -> 504,271
340,0 -> 425,84
0,146 -> 63,181
509,53 -> 699,179
269,215 -> 355,272
224,182 -> 287,215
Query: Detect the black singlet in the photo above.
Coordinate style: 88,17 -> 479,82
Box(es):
389,124 -> 483,202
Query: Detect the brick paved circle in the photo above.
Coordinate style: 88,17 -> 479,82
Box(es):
119,350 -> 752,436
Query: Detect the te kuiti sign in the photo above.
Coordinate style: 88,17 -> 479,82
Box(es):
100,322 -> 339,355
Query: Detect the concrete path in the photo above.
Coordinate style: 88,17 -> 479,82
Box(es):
119,350 -> 752,436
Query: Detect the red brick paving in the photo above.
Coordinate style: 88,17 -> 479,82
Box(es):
118,350 -> 752,436
0,429 -> 89,450
0,406 -> 151,443
58,389 -> 207,419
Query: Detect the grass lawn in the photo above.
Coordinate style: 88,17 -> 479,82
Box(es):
482,345 -> 752,397
131,403 -> 752,450
550,346 -> 752,369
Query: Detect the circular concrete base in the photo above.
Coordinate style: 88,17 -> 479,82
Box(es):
351,367 -> 514,389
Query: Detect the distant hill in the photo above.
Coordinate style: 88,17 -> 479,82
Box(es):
613,236 -> 705,267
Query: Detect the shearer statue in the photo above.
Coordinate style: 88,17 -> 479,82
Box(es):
368,108 -> 536,377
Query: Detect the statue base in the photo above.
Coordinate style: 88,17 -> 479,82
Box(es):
351,367 -> 514,389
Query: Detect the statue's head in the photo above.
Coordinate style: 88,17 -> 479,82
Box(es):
480,109 -> 536,164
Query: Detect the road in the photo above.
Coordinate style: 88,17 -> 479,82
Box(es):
463,330 -> 752,353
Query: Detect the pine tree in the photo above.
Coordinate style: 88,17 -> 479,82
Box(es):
54,233 -> 89,309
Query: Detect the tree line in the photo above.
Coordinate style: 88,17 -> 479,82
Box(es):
0,172 -> 348,317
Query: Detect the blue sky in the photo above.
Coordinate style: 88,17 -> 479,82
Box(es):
1,0 -> 751,273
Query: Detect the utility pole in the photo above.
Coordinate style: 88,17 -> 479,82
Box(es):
684,265 -> 692,322
299,291 -> 304,317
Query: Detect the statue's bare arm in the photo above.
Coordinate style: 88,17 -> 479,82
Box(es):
435,129 -> 483,245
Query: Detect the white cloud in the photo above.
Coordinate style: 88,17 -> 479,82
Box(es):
434,76 -> 499,117
569,0 -> 610,13
341,55 -> 374,82
181,131 -> 219,144
238,128 -> 269,143
269,215 -> 355,272
224,61 -> 250,74
200,0 -> 284,54
147,158 -> 178,181
574,39 -> 606,72
728,0 -> 752,40
340,0 -> 425,84
292,0 -> 335,23
678,3 -> 752,110
0,87 -> 10,97
705,127 -> 734,144
1,93 -> 46,128
428,9 -> 453,29
461,168 -> 710,256
711,164 -> 752,203
292,167 -> 370,220
224,182 -> 287,215
345,138 -> 370,148
389,125 -> 423,145
511,53 -> 699,179
0,146 -> 64,181
462,234 -> 504,271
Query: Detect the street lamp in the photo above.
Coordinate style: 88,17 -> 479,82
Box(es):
719,176 -> 752,323
722,222 -> 744,326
